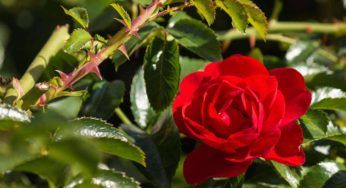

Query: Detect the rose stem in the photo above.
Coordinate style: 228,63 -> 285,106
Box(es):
3,25 -> 70,103
218,21 -> 346,42
114,107 -> 133,125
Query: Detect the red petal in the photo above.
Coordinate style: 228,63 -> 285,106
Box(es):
184,144 -> 253,185
270,68 -> 312,125
204,55 -> 269,78
263,121 -> 305,166
262,91 -> 286,133
173,72 -> 206,109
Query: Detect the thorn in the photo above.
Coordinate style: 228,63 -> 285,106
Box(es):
37,94 -> 47,108
12,77 -> 24,98
81,62 -> 102,80
114,18 -> 131,30
119,44 -> 129,59
249,33 -> 256,49
56,70 -> 73,88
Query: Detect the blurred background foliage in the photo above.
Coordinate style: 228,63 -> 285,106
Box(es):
0,0 -> 346,188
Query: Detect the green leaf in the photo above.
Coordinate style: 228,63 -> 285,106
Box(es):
167,17 -> 222,62
326,135 -> 346,147
144,37 -> 180,112
15,157 -> 67,186
215,0 -> 248,32
113,22 -> 159,70
150,110 -> 181,181
239,0 -> 268,39
324,171 -> 346,188
312,87 -> 346,104
81,80 -> 125,119
312,98 -> 346,112
272,161 -> 300,188
48,138 -> 101,177
0,104 -> 30,123
64,29 -> 92,54
121,111 -> 181,187
130,67 -> 158,128
47,96 -> 83,119
192,0 -> 216,26
72,117 -> 146,166
286,41 -> 318,65
111,3 -> 132,29
63,7 -> 89,29
300,162 -> 345,188
179,56 -> 208,80
65,169 -> 140,188
301,110 -> 329,139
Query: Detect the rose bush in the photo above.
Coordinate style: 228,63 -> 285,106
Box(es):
173,55 -> 312,185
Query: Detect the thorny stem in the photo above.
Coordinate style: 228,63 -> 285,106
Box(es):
3,25 -> 70,104
218,21 -> 346,42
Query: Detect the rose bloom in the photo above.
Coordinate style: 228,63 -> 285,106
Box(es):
172,55 -> 311,185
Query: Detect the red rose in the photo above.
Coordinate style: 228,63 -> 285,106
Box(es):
172,55 -> 311,185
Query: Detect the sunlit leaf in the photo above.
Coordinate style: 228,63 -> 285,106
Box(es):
63,7 -> 89,28
192,0 -> 216,25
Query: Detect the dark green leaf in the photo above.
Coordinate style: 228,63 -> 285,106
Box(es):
63,7 -> 89,28
130,67 -> 158,128
15,157 -> 67,186
167,18 -> 222,61
81,80 -> 125,119
72,117 -> 146,166
122,111 -> 181,187
216,0 -> 248,32
324,171 -> 346,188
193,0 -> 216,25
144,37 -> 180,112
301,110 -> 330,139
64,29 -> 92,54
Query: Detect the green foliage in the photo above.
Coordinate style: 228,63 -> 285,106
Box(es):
111,3 -> 132,29
216,0 -> 248,32
64,29 -> 92,54
130,67 -> 158,129
81,80 -> 125,119
144,37 -> 180,112
167,16 -> 222,61
192,0 -> 216,26
122,110 -> 181,187
63,7 -> 90,29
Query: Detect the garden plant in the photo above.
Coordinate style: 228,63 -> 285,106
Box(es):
0,0 -> 346,187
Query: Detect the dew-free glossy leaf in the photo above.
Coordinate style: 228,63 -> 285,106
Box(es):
63,7 -> 89,28
216,0 -> 248,32
312,98 -> 346,112
193,0 -> 216,25
167,18 -> 222,61
144,37 -> 180,112
64,29 -> 92,54
81,80 -> 125,119
111,3 -> 132,29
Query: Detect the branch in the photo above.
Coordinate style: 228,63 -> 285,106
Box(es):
4,25 -> 70,104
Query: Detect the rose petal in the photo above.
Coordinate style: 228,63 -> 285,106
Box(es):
262,91 -> 286,133
270,68 -> 312,125
204,55 -> 269,78
173,72 -> 207,109
184,144 -> 253,185
263,121 -> 305,166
